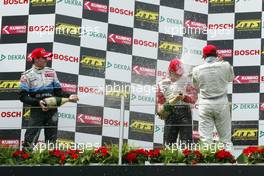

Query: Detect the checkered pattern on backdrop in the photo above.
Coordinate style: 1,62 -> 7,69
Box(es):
0,0 -> 263,149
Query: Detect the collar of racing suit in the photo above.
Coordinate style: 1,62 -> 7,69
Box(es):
32,65 -> 45,74
205,56 -> 217,63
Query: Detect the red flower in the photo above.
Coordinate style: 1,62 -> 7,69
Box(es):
22,153 -> 30,159
101,148 -> 109,157
216,150 -> 232,160
71,153 -> 79,159
95,147 -> 109,157
126,153 -> 137,163
60,154 -> 66,162
148,149 -> 160,158
243,146 -> 259,156
182,149 -> 191,156
53,149 -> 61,157
194,150 -> 202,158
66,149 -> 74,155
12,150 -> 22,157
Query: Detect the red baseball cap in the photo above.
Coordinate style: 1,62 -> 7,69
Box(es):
202,45 -> 218,58
27,48 -> 53,62
168,58 -> 183,76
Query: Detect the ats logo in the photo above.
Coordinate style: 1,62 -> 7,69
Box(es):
31,0 -> 56,6
130,120 -> 154,134
0,80 -> 19,92
80,56 -> 105,69
57,139 -> 75,146
232,128 -> 258,140
135,10 -> 159,23
209,0 -> 235,6
56,23 -> 81,37
159,41 -> 182,54
106,91 -> 130,98
236,20 -> 261,31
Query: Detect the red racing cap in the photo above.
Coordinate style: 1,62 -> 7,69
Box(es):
27,48 -> 53,62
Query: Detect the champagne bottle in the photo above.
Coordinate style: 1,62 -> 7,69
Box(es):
43,97 -> 71,109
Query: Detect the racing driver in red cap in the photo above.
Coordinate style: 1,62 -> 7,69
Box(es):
157,58 -> 198,145
192,45 -> 234,147
19,48 -> 79,149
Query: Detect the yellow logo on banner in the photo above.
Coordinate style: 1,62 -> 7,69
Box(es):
57,139 -> 75,146
31,0 -> 55,6
135,10 -> 158,23
159,41 -> 182,54
130,120 -> 153,133
80,56 -> 105,69
210,0 -> 234,4
23,109 -> 31,120
0,81 -> 19,89
236,20 -> 261,30
106,91 -> 129,98
232,129 -> 258,140
56,23 -> 81,37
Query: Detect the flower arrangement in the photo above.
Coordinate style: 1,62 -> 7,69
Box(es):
2,144 -> 263,166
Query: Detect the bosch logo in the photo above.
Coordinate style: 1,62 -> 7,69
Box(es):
1,111 -> 21,118
3,0 -> 28,4
28,25 -> 54,32
53,53 -> 79,63
234,49 -> 260,56
134,39 -> 157,48
79,86 -> 104,95
194,0 -> 208,3
208,23 -> 234,29
109,7 -> 133,16
103,118 -> 128,127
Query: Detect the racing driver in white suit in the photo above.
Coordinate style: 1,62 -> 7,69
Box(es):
192,45 -> 234,146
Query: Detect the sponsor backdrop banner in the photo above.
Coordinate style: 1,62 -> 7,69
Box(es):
0,0 -> 263,148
